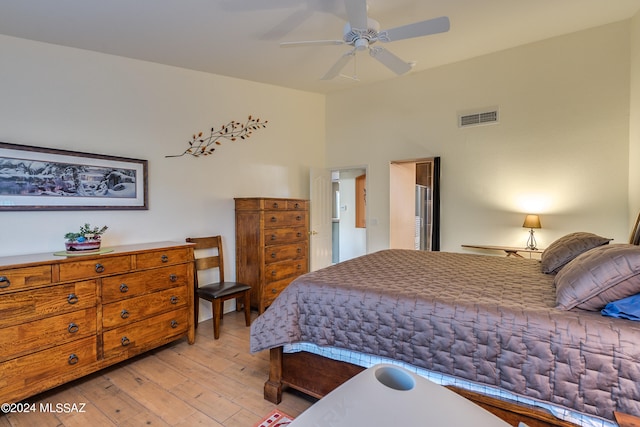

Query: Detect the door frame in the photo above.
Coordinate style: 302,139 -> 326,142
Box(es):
389,157 -> 439,251
310,165 -> 369,271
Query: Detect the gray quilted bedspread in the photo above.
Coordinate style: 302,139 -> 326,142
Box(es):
249,250 -> 640,421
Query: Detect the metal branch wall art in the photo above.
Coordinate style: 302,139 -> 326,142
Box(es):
166,115 -> 268,158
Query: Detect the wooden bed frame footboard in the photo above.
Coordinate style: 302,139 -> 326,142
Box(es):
265,346 -> 580,427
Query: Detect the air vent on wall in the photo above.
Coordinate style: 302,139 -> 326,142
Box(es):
458,108 -> 499,128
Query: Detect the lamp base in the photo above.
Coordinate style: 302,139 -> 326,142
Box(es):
526,229 -> 537,250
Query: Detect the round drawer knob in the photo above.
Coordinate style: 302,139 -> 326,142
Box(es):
67,294 -> 79,305
120,283 -> 129,293
121,336 -> 131,346
169,274 -> 178,282
170,320 -> 179,329
67,323 -> 80,334
161,254 -> 169,263
94,263 -> 105,273
68,354 -> 79,365
170,296 -> 179,304
271,288 -> 278,294
120,309 -> 130,319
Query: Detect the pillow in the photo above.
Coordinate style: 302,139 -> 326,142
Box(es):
541,232 -> 612,274
555,244 -> 640,311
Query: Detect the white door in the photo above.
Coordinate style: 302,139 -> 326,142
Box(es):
309,168 -> 333,271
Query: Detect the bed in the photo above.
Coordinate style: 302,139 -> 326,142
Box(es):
250,231 -> 640,427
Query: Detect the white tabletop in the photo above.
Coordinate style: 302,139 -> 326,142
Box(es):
290,364 -> 512,426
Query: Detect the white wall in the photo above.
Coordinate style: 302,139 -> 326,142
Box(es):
0,35 -> 325,317
629,11 -> 640,225
326,21 -> 632,253
1,15 -> 637,316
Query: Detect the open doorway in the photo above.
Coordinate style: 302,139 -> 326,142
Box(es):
331,168 -> 367,263
389,157 -> 440,251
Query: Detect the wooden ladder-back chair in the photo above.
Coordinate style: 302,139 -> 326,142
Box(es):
186,236 -> 251,339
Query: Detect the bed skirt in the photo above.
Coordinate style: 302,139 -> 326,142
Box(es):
281,343 -> 616,427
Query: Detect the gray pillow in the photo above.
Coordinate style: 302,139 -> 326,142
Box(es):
541,232 -> 612,274
555,244 -> 640,311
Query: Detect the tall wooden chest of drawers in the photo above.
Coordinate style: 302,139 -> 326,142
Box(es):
0,241 -> 195,404
235,197 -> 309,313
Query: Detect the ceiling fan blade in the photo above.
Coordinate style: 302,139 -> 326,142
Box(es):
344,0 -> 368,30
280,40 -> 345,48
379,16 -> 450,43
369,47 -> 412,75
261,9 -> 315,40
321,50 -> 356,80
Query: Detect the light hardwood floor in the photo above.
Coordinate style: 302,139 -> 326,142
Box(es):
0,311 -> 314,426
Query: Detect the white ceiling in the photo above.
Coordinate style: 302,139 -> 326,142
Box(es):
0,0 -> 638,94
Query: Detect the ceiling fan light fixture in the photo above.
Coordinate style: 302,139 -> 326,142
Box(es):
354,38 -> 368,51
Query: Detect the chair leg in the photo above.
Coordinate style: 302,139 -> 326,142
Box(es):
212,299 -> 222,339
243,291 -> 251,327
194,295 -> 200,329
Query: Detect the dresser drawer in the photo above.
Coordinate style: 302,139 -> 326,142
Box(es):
264,227 -> 308,245
135,248 -> 191,269
0,265 -> 52,294
102,308 -> 189,359
0,308 -> 96,363
0,280 -> 97,328
264,243 -> 307,264
103,286 -> 188,329
265,258 -> 308,283
236,198 -> 307,211
102,264 -> 188,303
0,336 -> 97,404
286,200 -> 308,210
235,197 -> 288,210
264,211 -> 307,228
59,255 -> 132,281
261,198 -> 289,210
262,276 -> 299,307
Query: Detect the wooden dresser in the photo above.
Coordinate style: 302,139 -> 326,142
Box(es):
235,197 -> 309,313
0,241 -> 195,404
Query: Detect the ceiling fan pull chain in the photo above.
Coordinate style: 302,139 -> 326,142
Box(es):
350,53 -> 358,80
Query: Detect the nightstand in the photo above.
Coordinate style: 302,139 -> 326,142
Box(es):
462,244 -> 543,258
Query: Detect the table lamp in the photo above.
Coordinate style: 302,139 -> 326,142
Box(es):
523,214 -> 541,250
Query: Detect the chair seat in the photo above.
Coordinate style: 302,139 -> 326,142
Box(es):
197,281 -> 251,300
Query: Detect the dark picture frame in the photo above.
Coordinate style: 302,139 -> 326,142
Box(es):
0,142 -> 148,211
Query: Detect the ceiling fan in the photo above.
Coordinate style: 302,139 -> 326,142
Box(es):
280,0 -> 450,80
